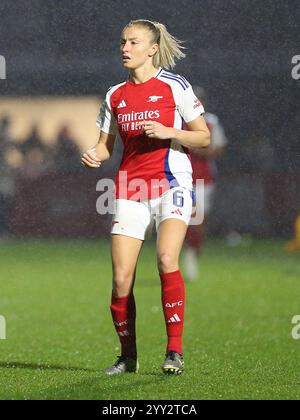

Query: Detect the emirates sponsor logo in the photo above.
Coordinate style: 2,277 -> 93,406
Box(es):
117,110 -> 160,132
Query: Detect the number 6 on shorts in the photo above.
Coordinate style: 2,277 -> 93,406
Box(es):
173,190 -> 184,207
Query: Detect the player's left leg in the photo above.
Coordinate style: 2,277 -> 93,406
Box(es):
153,187 -> 193,374
157,218 -> 188,375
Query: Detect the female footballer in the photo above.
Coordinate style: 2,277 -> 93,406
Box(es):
81,19 -> 210,376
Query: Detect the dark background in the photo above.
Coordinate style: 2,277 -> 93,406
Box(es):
1,0 -> 299,168
0,0 -> 299,237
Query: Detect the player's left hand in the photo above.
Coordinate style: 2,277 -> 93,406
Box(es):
138,120 -> 173,140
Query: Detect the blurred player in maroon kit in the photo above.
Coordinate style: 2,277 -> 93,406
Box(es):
184,87 -> 228,281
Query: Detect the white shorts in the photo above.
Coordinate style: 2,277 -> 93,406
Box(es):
111,187 -> 193,240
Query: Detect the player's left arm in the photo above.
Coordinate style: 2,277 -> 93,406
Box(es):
172,116 -> 211,148
192,118 -> 227,158
138,116 -> 210,148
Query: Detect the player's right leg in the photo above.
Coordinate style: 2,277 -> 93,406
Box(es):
104,235 -> 143,376
104,199 -> 150,376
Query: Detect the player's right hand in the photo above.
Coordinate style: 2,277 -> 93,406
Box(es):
81,147 -> 102,168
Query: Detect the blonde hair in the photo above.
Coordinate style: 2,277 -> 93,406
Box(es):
123,19 -> 186,69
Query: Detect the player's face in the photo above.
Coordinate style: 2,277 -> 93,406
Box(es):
120,26 -> 158,70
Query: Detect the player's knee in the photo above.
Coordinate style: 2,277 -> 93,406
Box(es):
113,269 -> 134,294
157,253 -> 178,273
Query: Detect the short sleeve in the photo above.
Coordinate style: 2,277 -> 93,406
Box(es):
178,84 -> 205,123
96,96 -> 118,135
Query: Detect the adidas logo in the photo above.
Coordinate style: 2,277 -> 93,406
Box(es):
117,100 -> 127,109
167,313 -> 181,323
171,209 -> 183,216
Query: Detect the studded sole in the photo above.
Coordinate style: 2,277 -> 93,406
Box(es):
162,365 -> 184,375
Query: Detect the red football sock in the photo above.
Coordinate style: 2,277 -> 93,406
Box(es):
110,292 -> 137,358
160,270 -> 185,355
186,225 -> 205,255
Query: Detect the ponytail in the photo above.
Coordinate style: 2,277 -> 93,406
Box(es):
124,20 -> 186,69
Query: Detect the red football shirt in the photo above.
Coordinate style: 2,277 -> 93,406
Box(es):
97,68 -> 205,200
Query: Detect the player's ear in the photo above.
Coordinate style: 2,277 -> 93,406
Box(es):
149,43 -> 159,58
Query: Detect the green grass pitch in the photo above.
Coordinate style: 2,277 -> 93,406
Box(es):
0,238 -> 299,400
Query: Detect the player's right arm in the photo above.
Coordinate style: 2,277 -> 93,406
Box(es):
82,92 -> 118,168
81,131 -> 116,168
